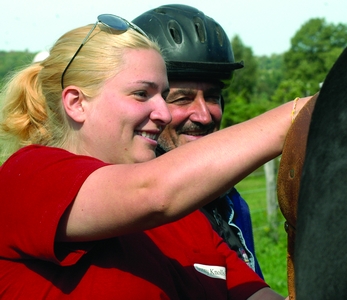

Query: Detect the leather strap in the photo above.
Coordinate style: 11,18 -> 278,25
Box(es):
277,93 -> 318,299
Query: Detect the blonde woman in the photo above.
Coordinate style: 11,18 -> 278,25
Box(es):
0,14 -> 308,299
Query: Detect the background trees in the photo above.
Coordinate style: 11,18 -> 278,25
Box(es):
0,51 -> 35,87
221,18 -> 347,128
1,18 -> 346,109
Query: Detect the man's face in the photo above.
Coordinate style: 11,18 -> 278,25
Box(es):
158,81 -> 223,151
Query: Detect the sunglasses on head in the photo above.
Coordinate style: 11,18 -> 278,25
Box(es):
61,14 -> 149,89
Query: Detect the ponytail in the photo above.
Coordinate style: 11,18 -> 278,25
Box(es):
0,23 -> 161,162
0,63 -> 51,160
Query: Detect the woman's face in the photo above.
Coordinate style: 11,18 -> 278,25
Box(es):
80,48 -> 171,164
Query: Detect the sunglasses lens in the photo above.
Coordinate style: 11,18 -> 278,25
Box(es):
98,14 -> 148,38
62,14 -> 148,89
98,14 -> 129,31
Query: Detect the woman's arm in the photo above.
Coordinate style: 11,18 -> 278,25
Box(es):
57,97 -> 311,242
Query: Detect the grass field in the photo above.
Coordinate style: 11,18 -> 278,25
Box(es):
235,170 -> 289,297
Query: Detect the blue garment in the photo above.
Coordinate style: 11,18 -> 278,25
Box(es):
200,187 -> 263,279
226,188 -> 263,279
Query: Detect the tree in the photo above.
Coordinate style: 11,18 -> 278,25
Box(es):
221,35 -> 259,127
0,51 -> 35,88
227,35 -> 258,103
255,54 -> 284,104
281,18 -> 347,97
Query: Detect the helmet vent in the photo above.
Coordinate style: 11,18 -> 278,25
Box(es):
215,24 -> 224,46
193,17 -> 206,43
168,20 -> 182,44
154,8 -> 167,15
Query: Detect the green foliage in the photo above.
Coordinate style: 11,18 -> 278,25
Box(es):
228,35 -> 258,102
255,55 -> 285,103
0,50 -> 36,89
271,79 -> 307,104
236,171 -> 288,297
255,223 -> 288,296
222,38 -> 286,127
221,17 -> 347,129
283,18 -> 347,96
222,36 -> 261,127
221,92 -> 270,127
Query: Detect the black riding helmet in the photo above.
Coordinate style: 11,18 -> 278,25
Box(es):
132,4 -> 244,83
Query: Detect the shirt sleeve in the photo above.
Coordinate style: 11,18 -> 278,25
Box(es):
0,145 -> 109,266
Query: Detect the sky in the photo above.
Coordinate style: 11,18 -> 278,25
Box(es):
1,0 -> 346,56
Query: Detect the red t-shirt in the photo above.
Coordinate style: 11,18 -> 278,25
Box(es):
0,145 -> 267,299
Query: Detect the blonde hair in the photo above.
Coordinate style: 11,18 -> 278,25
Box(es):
0,23 -> 161,161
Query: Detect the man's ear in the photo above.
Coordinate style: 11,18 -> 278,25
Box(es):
62,86 -> 86,123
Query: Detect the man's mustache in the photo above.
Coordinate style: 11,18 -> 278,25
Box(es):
177,122 -> 216,134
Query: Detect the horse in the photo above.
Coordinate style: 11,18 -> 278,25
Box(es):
295,46 -> 347,299
277,46 -> 347,299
